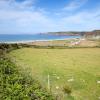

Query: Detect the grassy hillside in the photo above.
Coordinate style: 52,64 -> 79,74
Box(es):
9,48 -> 100,100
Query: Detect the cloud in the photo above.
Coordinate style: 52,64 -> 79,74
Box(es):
62,10 -> 100,24
11,0 -> 35,10
59,9 -> 100,31
0,0 -> 57,33
63,0 -> 88,11
0,0 -> 100,33
0,0 -> 35,10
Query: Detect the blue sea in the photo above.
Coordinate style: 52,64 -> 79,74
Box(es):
0,34 -> 80,43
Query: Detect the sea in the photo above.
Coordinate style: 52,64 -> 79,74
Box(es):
0,34 -> 80,43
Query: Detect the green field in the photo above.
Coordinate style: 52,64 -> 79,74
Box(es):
9,48 -> 100,100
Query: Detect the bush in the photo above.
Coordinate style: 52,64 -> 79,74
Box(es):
62,84 -> 72,95
0,57 -> 54,100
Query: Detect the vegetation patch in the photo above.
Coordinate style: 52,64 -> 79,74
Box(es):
0,57 -> 54,100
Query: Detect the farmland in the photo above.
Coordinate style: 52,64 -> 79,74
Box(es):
9,48 -> 100,100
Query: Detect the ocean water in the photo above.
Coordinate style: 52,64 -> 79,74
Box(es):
0,34 -> 80,43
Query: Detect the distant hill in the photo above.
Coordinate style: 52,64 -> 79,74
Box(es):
83,30 -> 100,39
47,30 -> 100,39
47,32 -> 80,36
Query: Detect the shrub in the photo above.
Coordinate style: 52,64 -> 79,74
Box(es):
0,57 -> 54,100
62,84 -> 72,95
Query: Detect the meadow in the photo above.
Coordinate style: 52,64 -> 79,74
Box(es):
9,48 -> 100,100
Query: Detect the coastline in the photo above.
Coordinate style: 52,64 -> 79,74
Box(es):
0,37 -> 81,44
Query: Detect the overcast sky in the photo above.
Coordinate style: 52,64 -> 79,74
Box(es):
0,0 -> 100,34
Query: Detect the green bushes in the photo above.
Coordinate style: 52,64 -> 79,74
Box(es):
0,57 -> 54,100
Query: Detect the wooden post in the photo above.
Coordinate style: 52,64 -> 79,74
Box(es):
48,74 -> 50,91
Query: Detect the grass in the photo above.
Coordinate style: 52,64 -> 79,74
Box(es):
8,48 -> 100,100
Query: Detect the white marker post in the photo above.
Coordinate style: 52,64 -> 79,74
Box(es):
48,74 -> 50,91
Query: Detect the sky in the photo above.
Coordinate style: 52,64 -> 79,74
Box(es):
0,0 -> 100,34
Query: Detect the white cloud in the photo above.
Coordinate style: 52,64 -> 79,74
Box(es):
59,9 -> 100,31
62,10 -> 100,24
0,0 -> 57,33
0,0 -> 100,33
63,0 -> 88,11
0,0 -> 35,10
11,0 -> 35,10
